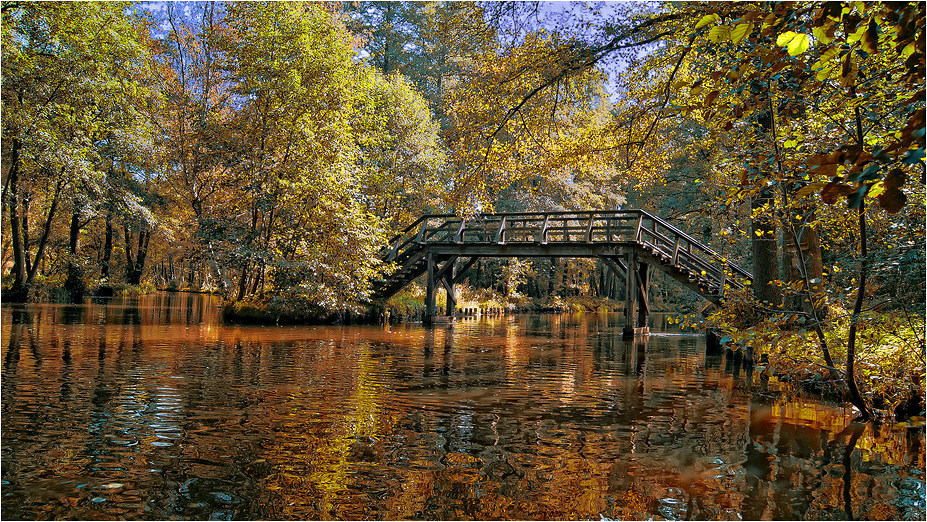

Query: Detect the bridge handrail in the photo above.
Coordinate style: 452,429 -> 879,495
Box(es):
380,210 -> 753,286
637,210 -> 753,281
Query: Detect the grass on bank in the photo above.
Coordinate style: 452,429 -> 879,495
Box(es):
702,289 -> 925,420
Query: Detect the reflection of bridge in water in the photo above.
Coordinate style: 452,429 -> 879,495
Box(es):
372,210 -> 753,335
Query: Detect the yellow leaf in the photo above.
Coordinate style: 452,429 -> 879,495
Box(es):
795,182 -> 827,198
776,31 -> 798,47
847,24 -> 866,45
731,23 -> 754,44
816,63 -> 836,81
708,25 -> 731,43
787,33 -> 810,55
867,181 -> 885,198
695,13 -> 720,30
813,47 -> 840,69
812,24 -> 834,44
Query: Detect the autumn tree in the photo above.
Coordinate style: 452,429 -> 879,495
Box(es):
2,2 -> 159,301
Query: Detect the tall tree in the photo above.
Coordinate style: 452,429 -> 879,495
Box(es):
2,2 -> 157,301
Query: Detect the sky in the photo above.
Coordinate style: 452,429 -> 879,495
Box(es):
136,1 -> 654,99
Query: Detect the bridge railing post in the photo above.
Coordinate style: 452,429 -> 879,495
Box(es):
495,216 -> 507,244
453,218 -> 466,243
415,218 -> 429,244
538,214 -> 550,244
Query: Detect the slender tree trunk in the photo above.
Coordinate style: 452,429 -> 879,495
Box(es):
100,212 -> 113,281
846,203 -> 872,419
382,3 -> 393,74
64,201 -> 86,300
250,262 -> 263,295
22,192 -> 33,275
124,226 -> 135,280
7,139 -> 26,295
24,175 -> 64,291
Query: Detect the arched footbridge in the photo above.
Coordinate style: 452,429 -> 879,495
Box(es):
371,210 -> 753,335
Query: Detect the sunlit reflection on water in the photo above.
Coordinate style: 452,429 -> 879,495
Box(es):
1,294 -> 924,520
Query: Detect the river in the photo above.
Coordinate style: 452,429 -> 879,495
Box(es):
1,292 -> 924,520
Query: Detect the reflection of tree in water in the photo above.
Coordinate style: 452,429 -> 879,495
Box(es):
1,302 -> 924,520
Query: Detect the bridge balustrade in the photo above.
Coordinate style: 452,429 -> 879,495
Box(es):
374,209 -> 753,334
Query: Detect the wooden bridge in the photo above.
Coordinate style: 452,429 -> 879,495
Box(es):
372,210 -> 753,335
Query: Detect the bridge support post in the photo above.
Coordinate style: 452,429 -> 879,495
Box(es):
443,260 -> 456,318
425,253 -> 456,326
425,252 -> 436,324
636,262 -> 650,333
623,253 -> 650,337
623,253 -> 637,337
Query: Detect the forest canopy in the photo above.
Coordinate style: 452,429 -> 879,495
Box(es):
2,1 -> 924,334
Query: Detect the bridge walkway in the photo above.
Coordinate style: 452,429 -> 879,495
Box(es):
371,210 -> 753,335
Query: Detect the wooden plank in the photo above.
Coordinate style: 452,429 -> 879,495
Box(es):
452,256 -> 479,284
415,219 -> 429,243
433,255 -> 460,282
425,252 -> 436,318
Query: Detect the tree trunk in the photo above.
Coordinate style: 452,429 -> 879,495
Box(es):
24,175 -> 64,293
100,212 -> 113,281
236,262 -> 249,301
750,186 -> 781,307
125,228 -> 151,286
845,203 -> 871,419
124,226 -> 135,280
64,201 -> 86,301
782,194 -> 825,316
6,139 -> 26,297
21,192 -> 31,275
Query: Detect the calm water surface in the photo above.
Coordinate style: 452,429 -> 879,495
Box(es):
1,293 -> 924,520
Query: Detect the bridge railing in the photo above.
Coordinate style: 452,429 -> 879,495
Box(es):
380,210 -> 752,296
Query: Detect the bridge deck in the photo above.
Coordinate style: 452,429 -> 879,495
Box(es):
372,210 -> 752,309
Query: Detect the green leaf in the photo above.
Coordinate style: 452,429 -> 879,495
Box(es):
901,148 -> 925,164
695,14 -> 720,30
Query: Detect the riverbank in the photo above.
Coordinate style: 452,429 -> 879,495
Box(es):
708,307 -> 926,422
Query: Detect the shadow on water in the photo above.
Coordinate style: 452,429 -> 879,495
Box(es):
1,295 -> 924,520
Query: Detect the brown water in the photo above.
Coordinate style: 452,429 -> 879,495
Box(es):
1,293 -> 924,520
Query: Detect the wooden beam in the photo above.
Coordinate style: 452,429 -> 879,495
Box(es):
494,216 -> 507,244
453,218 -> 466,243
453,256 -> 480,284
637,261 -> 650,328
425,252 -> 436,320
433,255 -> 460,283
538,214 -> 550,244
623,252 -> 637,337
443,260 -> 456,315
